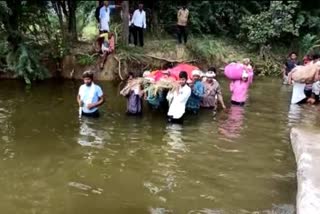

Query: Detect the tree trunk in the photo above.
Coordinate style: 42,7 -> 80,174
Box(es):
121,1 -> 129,45
67,0 -> 77,42
5,0 -> 22,49
150,0 -> 159,33
51,0 -> 65,41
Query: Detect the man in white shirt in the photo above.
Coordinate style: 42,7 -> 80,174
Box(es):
99,1 -> 117,33
77,71 -> 104,118
167,71 -> 191,124
131,3 -> 146,47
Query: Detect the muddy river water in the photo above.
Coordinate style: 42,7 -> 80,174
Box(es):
0,78 -> 311,213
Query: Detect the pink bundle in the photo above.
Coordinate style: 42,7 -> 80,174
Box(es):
146,64 -> 199,82
170,63 -> 198,80
224,62 -> 250,80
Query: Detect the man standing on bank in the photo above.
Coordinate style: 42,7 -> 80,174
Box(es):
131,3 -> 146,47
78,71 -> 104,118
177,5 -> 189,44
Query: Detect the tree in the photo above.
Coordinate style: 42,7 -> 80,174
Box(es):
51,0 -> 78,42
121,1 -> 129,45
67,0 -> 77,41
239,1 -> 302,48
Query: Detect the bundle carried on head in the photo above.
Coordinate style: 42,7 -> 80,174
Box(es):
224,62 -> 253,80
145,79 -> 180,96
120,78 -> 144,96
291,61 -> 320,83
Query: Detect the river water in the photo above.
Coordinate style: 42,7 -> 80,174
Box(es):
0,78 -> 302,213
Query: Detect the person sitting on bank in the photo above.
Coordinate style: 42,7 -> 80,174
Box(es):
99,32 -> 115,69
201,68 -> 226,112
186,69 -> 205,114
77,71 -> 104,118
167,71 -> 191,124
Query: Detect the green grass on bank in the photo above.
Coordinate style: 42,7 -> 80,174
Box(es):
79,22 -> 290,76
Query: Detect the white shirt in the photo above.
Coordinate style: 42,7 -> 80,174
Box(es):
167,85 -> 191,119
78,84 -> 103,113
132,9 -> 146,29
99,5 -> 116,31
312,81 -> 320,95
291,82 -> 306,104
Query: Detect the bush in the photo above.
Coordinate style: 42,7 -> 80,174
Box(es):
239,1 -> 302,47
187,37 -> 228,65
5,42 -> 48,84
76,53 -> 98,66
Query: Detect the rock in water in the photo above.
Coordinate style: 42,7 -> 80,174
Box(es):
290,128 -> 320,214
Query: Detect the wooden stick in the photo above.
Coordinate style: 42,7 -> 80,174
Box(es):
113,55 -> 124,81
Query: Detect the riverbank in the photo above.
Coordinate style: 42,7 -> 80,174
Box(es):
52,37 -> 285,80
0,36 -> 287,82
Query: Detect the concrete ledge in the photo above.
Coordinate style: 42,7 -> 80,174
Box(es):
291,128 -> 320,214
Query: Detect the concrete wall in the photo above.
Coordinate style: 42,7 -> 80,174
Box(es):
290,128 -> 320,214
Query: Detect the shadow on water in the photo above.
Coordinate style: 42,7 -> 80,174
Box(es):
0,79 -> 301,213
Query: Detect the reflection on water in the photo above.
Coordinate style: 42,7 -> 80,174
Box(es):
77,118 -> 110,149
144,124 -> 186,204
288,104 -> 320,129
218,105 -> 245,140
165,124 -> 187,152
0,79 -> 299,213
0,103 -> 15,160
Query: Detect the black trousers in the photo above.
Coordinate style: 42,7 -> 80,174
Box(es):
177,25 -> 187,44
133,26 -> 144,47
167,115 -> 184,124
231,100 -> 245,106
304,89 -> 312,98
129,25 -> 135,44
82,110 -> 100,118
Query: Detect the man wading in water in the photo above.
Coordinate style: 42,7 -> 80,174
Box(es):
200,68 -> 226,114
167,71 -> 191,124
77,71 -> 104,118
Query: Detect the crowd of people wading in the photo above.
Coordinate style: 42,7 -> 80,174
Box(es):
76,1 -> 320,124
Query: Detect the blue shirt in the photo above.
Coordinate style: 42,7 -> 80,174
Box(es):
78,84 -> 103,113
99,5 -> 116,21
285,60 -> 300,75
187,80 -> 205,110
99,4 -> 116,31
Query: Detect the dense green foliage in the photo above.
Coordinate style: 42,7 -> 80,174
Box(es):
0,1 -> 320,83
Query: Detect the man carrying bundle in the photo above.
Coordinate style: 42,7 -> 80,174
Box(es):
120,74 -> 144,116
167,71 -> 191,124
201,68 -> 226,113
288,54 -> 320,104
77,71 -> 104,118
186,70 -> 205,114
